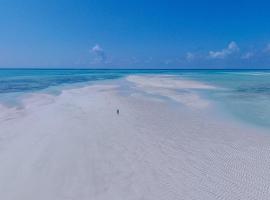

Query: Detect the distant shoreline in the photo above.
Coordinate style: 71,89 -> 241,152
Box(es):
0,68 -> 270,70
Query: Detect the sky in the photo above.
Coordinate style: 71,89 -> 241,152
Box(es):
0,0 -> 270,69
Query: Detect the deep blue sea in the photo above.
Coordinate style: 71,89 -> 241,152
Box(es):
1,69 -> 270,128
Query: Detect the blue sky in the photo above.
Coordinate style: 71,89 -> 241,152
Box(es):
0,0 -> 270,68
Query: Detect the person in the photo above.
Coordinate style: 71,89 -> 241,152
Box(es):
117,109 -> 119,115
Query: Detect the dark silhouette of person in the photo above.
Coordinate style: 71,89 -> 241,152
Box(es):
117,109 -> 119,115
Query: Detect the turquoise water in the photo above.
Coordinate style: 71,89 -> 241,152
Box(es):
170,70 -> 270,128
0,69 -> 270,128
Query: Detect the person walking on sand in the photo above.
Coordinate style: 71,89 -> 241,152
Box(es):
117,109 -> 119,115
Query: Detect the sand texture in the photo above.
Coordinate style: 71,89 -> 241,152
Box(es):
0,76 -> 269,200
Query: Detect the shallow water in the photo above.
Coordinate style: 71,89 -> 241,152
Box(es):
0,69 -> 270,128
176,70 -> 270,128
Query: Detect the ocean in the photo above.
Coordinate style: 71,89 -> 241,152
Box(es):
0,68 -> 270,128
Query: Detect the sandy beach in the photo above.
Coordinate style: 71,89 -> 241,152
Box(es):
0,75 -> 270,200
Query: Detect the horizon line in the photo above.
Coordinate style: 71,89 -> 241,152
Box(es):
0,67 -> 270,70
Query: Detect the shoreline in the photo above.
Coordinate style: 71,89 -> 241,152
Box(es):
0,76 -> 270,199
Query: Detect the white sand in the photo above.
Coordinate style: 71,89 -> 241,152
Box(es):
127,75 -> 214,108
127,75 -> 216,89
0,76 -> 270,200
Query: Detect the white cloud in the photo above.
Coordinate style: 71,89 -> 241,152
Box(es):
209,41 -> 239,59
164,59 -> 173,65
131,56 -> 140,64
91,44 -> 106,62
144,57 -> 153,63
264,43 -> 270,53
186,52 -> 195,61
241,52 -> 254,59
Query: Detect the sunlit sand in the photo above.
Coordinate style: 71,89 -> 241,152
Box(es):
0,76 -> 269,200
